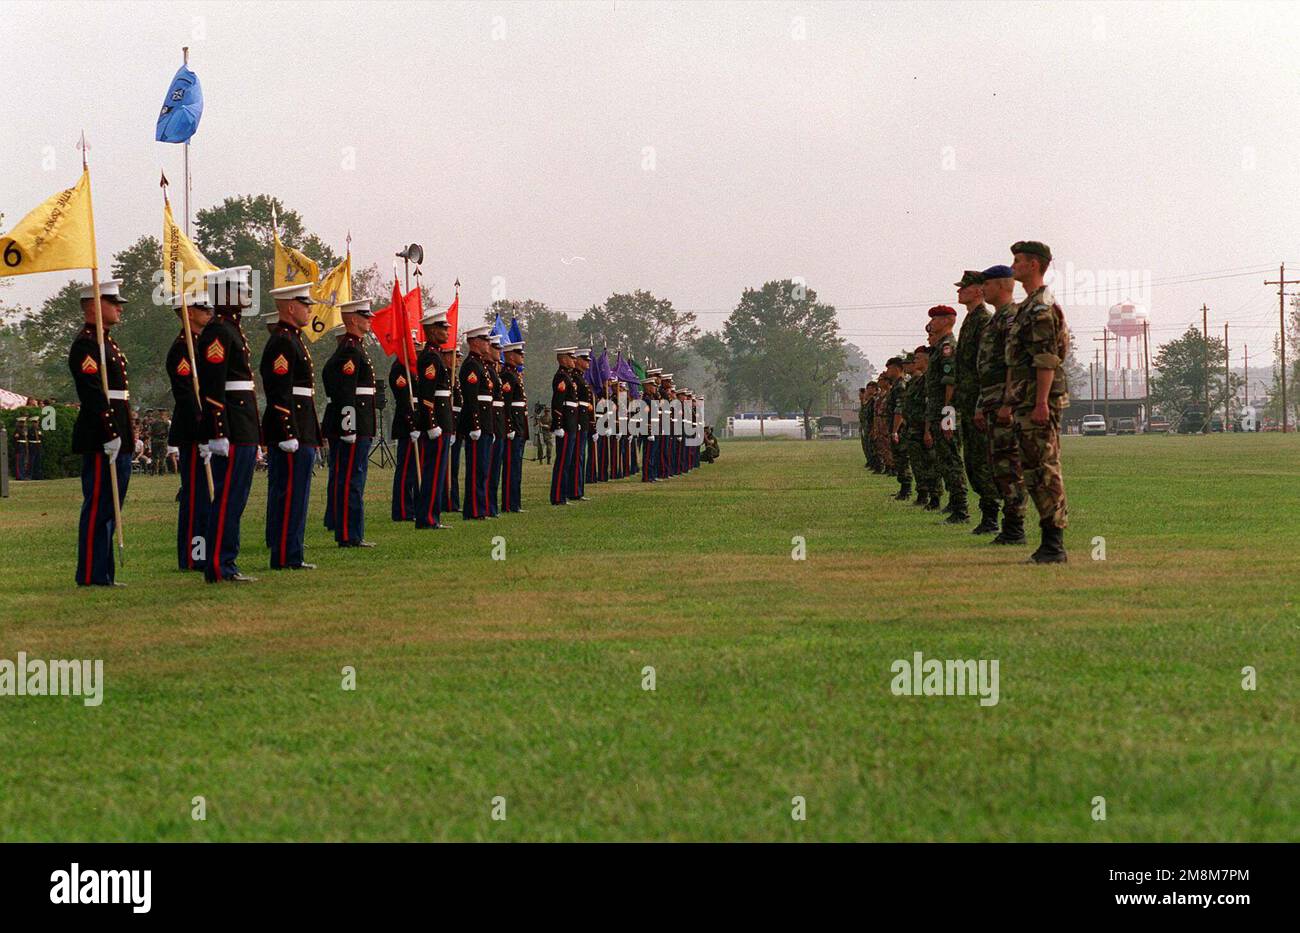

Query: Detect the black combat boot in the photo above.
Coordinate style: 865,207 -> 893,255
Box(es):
925,493 -> 941,511
944,499 -> 970,524
992,509 -> 1027,545
1029,522 -> 1067,563
912,487 -> 927,507
971,501 -> 1000,535
894,482 -> 911,501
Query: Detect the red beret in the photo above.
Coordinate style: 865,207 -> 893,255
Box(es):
927,305 -> 957,318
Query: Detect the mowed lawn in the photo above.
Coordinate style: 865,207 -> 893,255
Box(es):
0,433 -> 1296,841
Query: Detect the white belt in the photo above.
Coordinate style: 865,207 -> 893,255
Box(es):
564,401 -> 578,407
476,394 -> 493,402
293,386 -> 314,397
511,401 -> 526,407
434,390 -> 451,397
492,401 -> 504,407
107,389 -> 130,401
452,406 -> 461,413
225,380 -> 255,392
356,387 -> 375,396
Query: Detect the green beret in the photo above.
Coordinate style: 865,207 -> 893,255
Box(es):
954,270 -> 985,288
1011,240 -> 1052,262
885,356 -> 904,368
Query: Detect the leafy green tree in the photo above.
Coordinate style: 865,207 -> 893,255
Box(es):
709,279 -> 848,438
1150,325 -> 1243,428
577,290 -> 698,374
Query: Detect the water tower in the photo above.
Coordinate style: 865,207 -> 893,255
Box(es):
1106,301 -> 1149,398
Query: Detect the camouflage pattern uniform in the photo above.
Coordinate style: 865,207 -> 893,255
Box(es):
1005,285 -> 1069,528
886,374 -> 910,495
902,369 -> 936,505
858,395 -> 872,466
925,332 -> 967,516
977,300 -> 1027,524
873,381 -> 894,473
956,303 -> 998,520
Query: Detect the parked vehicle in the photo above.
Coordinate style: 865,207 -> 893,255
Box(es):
817,416 -> 843,440
1177,406 -> 1207,434
1146,419 -> 1171,433
1114,417 -> 1138,435
1080,414 -> 1108,436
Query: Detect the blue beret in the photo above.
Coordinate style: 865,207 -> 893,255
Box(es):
981,264 -> 1014,279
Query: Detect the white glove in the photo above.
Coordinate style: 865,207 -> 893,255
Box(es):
508,431 -> 516,440
553,428 -> 565,439
427,426 -> 442,440
469,429 -> 481,441
449,435 -> 456,445
409,430 -> 420,442
103,436 -> 122,458
208,437 -> 230,458
341,434 -> 357,445
278,439 -> 300,453
199,444 -> 212,463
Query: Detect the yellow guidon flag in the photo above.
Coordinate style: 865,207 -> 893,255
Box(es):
307,253 -> 351,342
163,199 -> 216,298
0,170 -> 96,277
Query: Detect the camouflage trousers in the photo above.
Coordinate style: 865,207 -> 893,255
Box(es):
891,435 -> 911,489
860,426 -> 871,463
929,422 -> 966,507
1013,405 -> 1067,528
905,434 -> 936,494
983,407 -> 1026,519
959,410 -> 998,512
874,425 -> 894,471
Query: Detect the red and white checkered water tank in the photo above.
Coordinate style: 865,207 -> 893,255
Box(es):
1107,301 -> 1148,338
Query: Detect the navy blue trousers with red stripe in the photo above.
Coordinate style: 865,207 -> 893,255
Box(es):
204,444 -> 255,582
416,433 -> 450,529
488,433 -> 506,516
266,445 -> 315,569
550,430 -> 577,504
176,443 -> 210,571
462,432 -> 492,519
503,435 -> 525,511
449,435 -> 462,512
330,437 -> 372,544
391,436 -> 418,521
76,450 -> 130,586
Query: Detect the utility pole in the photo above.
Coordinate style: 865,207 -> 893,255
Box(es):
1101,330 -> 1110,425
1089,361 -> 1096,414
1263,264 -> 1300,433
1244,344 -> 1248,408
1201,304 -> 1210,433
1142,318 -> 1151,428
1224,323 -> 1230,429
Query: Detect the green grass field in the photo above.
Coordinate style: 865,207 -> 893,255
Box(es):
0,434 -> 1296,841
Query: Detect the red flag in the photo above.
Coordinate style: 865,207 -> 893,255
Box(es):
441,293 -> 459,350
373,277 -> 419,366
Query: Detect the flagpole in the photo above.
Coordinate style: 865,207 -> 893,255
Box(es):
395,262 -> 422,487
182,47 -> 191,237
80,134 -> 126,566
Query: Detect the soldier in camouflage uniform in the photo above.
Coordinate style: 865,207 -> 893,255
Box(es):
974,265 -> 1028,545
858,386 -> 873,469
872,373 -> 894,474
1000,241 -> 1069,563
954,270 -> 999,533
901,347 -> 939,509
924,306 -> 968,522
883,357 -> 910,499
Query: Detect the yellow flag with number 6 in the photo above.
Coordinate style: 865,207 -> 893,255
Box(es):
0,170 -> 96,277
306,254 -> 351,342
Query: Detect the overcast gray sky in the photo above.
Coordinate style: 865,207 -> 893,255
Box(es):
3,0 -> 1298,375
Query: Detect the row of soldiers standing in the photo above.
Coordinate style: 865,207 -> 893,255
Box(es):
547,352 -> 705,504
67,263 -> 714,586
9,415 -> 43,480
858,242 -> 1070,563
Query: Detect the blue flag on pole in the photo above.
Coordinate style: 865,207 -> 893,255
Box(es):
507,317 -> 522,344
156,65 -> 204,143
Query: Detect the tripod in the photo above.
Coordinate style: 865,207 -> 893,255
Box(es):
370,380 -> 396,468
